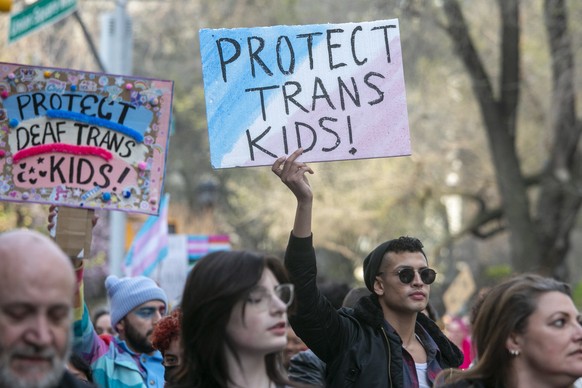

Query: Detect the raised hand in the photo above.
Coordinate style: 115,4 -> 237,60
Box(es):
272,148 -> 314,238
272,148 -> 314,203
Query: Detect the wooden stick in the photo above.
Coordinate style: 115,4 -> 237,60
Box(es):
54,207 -> 94,259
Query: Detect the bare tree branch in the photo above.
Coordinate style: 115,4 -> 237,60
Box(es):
498,0 -> 520,132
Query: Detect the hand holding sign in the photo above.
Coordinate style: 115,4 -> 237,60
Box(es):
272,148 -> 314,203
272,148 -> 314,238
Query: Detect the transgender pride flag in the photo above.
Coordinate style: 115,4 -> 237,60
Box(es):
123,193 -> 170,277
187,234 -> 231,266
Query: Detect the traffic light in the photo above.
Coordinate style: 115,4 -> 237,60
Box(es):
0,0 -> 11,13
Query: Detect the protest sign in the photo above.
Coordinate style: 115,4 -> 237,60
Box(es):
155,234 -> 189,306
200,19 -> 410,168
0,62 -> 173,215
443,262 -> 476,316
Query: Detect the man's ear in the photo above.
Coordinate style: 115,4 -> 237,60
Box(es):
374,276 -> 385,296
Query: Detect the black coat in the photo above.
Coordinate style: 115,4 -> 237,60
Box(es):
289,348 -> 326,387
285,234 -> 463,388
56,371 -> 97,388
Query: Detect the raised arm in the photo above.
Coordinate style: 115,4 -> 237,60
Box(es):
272,149 -> 356,364
272,148 -> 314,238
71,252 -> 116,368
48,206 -> 108,364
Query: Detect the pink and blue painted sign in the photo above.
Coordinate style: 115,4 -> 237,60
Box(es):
0,62 -> 173,215
199,19 -> 410,169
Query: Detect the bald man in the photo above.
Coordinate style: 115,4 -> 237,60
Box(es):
0,229 -> 92,388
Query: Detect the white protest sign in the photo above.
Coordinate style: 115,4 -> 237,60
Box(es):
199,19 -> 410,168
155,234 -> 189,305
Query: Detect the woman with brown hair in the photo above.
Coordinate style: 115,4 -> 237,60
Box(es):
171,250 -> 298,388
436,273 -> 582,388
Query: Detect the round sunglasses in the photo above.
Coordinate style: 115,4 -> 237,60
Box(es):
379,267 -> 437,285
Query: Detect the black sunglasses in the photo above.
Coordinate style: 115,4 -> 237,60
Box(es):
379,267 -> 437,285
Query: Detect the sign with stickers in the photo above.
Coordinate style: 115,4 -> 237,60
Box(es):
0,62 -> 173,215
199,19 -> 410,168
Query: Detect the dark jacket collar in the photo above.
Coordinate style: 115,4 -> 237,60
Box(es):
353,295 -> 464,366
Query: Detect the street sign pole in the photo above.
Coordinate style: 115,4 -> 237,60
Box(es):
101,0 -> 132,276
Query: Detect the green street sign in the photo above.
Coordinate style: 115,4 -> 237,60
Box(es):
8,0 -> 77,43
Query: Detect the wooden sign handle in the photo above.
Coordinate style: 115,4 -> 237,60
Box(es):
54,207 -> 94,259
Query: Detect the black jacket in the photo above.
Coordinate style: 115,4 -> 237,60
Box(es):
56,371 -> 96,388
285,234 -> 463,388
289,348 -> 326,387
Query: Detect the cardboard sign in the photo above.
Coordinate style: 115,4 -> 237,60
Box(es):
0,62 -> 173,215
443,262 -> 476,316
200,19 -> 410,169
54,206 -> 93,259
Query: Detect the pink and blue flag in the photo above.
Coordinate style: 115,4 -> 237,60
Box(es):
123,193 -> 170,276
187,234 -> 231,265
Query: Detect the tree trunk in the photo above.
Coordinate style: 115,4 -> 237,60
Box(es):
442,0 -> 542,272
536,0 -> 581,279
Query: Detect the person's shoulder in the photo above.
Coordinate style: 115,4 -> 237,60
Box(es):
350,295 -> 385,327
438,379 -> 487,388
417,313 -> 464,366
56,371 -> 97,387
290,348 -> 325,366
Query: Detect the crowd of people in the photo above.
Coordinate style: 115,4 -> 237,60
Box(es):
1,149 -> 582,388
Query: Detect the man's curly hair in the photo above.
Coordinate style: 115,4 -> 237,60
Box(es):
151,307 -> 181,354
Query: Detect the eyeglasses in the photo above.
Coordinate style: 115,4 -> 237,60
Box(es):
246,283 -> 294,311
379,267 -> 437,285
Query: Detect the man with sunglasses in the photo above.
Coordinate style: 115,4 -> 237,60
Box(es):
273,148 -> 463,387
